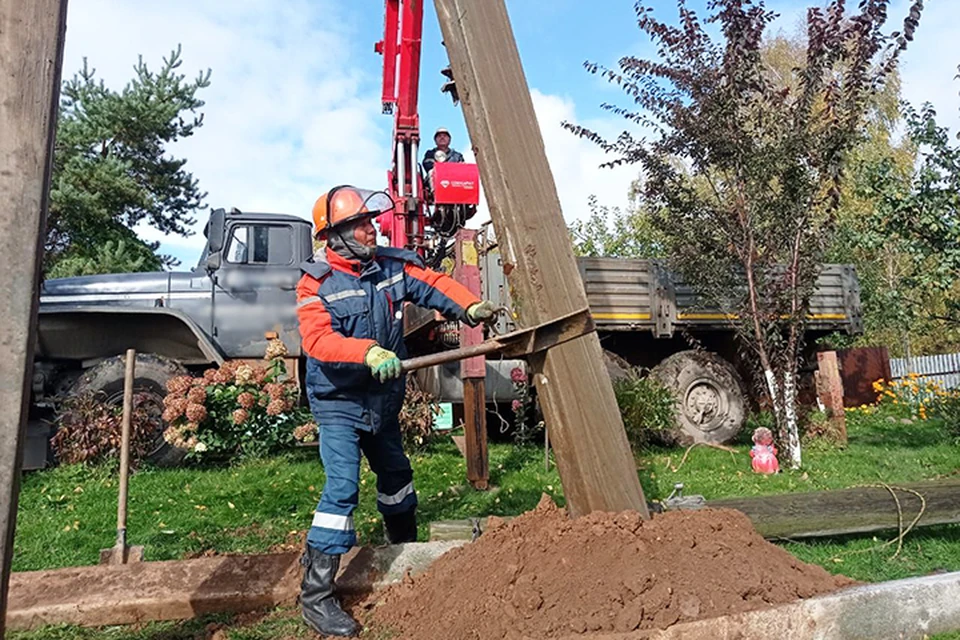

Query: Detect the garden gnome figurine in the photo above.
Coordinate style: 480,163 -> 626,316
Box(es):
750,427 -> 779,474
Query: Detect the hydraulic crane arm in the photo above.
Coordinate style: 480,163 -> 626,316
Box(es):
375,0 -> 480,259
375,0 -> 424,251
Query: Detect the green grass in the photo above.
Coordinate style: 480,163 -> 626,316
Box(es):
635,411 -> 960,583
12,440 -> 562,572
638,411 -> 959,502
9,410 -> 960,638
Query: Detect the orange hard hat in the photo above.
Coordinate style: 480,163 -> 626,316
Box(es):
312,186 -> 394,237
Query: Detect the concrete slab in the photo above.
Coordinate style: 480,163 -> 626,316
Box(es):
6,541 -> 465,631
558,571 -> 960,640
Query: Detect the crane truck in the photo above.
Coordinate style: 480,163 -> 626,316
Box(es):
26,1 -> 863,470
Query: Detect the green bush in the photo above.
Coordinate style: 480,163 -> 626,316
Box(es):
612,370 -> 677,450
929,390 -> 960,443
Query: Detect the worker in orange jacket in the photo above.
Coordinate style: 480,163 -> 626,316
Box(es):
296,185 -> 496,636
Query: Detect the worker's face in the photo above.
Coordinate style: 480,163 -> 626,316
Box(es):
352,218 -> 378,248
435,133 -> 451,149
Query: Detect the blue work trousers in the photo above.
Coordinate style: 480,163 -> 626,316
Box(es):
306,418 -> 417,555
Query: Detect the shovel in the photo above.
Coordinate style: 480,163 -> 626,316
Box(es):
100,348 -> 144,565
400,307 -> 595,372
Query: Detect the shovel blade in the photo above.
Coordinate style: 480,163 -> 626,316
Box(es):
99,544 -> 144,565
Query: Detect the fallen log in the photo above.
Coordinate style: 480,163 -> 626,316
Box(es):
429,479 -> 960,541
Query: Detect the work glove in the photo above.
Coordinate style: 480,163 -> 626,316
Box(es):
365,345 -> 402,382
466,300 -> 499,326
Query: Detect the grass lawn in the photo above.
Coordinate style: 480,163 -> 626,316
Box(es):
9,409 -> 960,639
12,440 -> 561,572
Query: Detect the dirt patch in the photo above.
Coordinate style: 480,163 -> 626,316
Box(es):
368,495 -> 855,639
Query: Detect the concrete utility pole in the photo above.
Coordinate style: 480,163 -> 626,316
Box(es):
0,0 -> 69,632
434,0 -> 648,518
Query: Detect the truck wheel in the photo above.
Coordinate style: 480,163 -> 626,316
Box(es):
68,353 -> 188,467
603,349 -> 634,382
650,350 -> 746,446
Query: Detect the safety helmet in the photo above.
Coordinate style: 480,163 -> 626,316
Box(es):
311,186 -> 394,238
434,127 -> 451,140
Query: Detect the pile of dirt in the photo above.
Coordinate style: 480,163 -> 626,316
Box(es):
368,496 -> 855,639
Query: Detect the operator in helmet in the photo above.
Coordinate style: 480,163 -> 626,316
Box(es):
422,126 -> 464,173
295,185 -> 497,637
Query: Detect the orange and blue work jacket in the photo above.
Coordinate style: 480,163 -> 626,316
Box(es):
296,246 -> 479,433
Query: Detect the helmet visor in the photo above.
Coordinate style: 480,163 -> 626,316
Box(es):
356,189 -> 394,217
331,188 -> 393,217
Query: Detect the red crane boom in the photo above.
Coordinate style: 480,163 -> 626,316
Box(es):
375,0 -> 480,261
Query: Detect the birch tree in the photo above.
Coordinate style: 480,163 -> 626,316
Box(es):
567,0 -> 923,468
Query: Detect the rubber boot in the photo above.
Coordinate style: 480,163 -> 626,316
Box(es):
384,508 -> 418,544
300,545 -> 360,637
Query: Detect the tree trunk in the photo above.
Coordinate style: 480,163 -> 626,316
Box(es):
781,370 -> 802,469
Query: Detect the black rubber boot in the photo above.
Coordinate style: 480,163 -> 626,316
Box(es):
300,545 -> 360,637
384,508 -> 418,544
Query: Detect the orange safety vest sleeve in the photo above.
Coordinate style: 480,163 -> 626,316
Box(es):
296,274 -> 375,364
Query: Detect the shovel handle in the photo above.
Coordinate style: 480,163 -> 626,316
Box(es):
116,349 -> 136,544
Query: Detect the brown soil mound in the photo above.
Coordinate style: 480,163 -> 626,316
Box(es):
368,496 -> 855,639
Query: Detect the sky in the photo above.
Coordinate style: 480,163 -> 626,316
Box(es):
61,0 -> 960,269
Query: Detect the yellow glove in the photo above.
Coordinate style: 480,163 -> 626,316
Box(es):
365,345 -> 402,382
466,300 -> 498,325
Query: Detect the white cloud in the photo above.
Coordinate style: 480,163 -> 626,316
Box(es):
63,0 -> 389,265
530,90 -> 639,222
455,89 -> 638,236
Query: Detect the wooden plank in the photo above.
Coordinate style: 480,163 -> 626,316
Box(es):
0,0 -> 69,632
428,479 -> 960,541
434,0 -> 648,518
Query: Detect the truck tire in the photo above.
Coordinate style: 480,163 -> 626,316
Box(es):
603,349 -> 634,382
68,353 -> 188,467
650,350 -> 746,446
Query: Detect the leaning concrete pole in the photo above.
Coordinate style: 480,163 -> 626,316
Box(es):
433,0 -> 648,518
0,0 -> 69,631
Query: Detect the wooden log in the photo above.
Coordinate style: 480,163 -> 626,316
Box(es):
428,479 -> 960,541
434,0 -> 648,518
0,0 -> 69,631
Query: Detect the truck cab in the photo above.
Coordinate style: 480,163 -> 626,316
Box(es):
30,209 -> 316,469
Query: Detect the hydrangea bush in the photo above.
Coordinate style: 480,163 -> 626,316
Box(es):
162,341 -> 315,462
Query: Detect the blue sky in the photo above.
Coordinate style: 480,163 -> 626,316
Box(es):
62,1 -> 960,268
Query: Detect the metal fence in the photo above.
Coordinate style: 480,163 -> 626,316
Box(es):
890,352 -> 960,390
